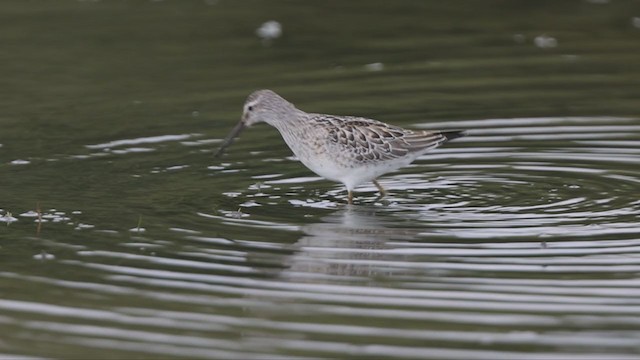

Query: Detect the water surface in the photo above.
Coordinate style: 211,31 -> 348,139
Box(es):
1,1 -> 640,359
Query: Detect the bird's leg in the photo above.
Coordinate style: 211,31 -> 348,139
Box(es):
373,179 -> 386,197
348,190 -> 353,205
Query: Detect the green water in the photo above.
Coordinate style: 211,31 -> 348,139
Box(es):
1,1 -> 640,359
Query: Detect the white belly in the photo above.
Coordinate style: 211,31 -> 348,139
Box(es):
278,125 -> 413,190
298,152 -> 412,190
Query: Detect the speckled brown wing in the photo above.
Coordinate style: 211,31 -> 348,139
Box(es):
312,115 -> 453,163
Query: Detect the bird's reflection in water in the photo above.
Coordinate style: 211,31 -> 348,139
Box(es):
238,207 -> 426,348
281,206 -> 422,281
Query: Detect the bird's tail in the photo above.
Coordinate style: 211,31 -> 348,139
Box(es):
439,130 -> 466,142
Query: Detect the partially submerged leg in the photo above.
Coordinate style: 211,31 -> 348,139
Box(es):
373,179 -> 386,197
348,190 -> 353,205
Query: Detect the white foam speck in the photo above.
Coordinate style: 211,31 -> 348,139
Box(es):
256,20 -> 282,41
364,62 -> 384,71
534,35 -> 558,48
19,211 -> 39,218
74,223 -> 95,230
33,251 -> 55,260
0,214 -> 18,223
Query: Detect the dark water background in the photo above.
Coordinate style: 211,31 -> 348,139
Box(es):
1,0 -> 640,358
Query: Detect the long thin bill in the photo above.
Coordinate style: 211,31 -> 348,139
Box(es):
214,121 -> 246,158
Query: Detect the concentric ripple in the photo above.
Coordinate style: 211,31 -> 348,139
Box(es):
222,116 -> 640,239
3,112 -> 640,359
399,116 -> 640,237
2,0 -> 640,357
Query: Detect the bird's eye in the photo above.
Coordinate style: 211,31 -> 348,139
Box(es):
248,106 -> 253,111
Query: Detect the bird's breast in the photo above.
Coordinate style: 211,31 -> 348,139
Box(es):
277,125 -> 347,179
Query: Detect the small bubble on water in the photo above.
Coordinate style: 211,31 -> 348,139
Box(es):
241,200 -> 261,207
364,62 -> 384,71
256,20 -> 282,44
130,227 -> 146,233
75,223 -> 95,230
33,251 -> 55,260
20,211 -> 39,218
10,159 -> 30,165
0,213 -> 18,224
534,35 -> 558,48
